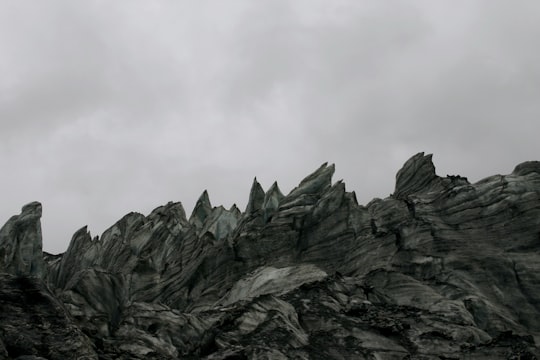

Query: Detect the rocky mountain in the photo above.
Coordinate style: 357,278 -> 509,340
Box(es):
1,152 -> 539,359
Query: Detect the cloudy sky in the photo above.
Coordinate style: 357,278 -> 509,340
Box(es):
1,1 -> 539,254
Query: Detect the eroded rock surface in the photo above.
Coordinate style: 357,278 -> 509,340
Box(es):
0,202 -> 44,277
0,273 -> 97,359
1,153 -> 540,359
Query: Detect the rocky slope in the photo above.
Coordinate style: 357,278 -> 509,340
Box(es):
1,152 -> 539,359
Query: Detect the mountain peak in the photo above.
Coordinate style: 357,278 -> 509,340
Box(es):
285,162 -> 335,200
244,177 -> 265,214
189,190 -> 213,228
394,152 -> 439,199
0,201 -> 44,277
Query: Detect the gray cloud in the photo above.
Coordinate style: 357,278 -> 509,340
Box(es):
1,0 -> 539,253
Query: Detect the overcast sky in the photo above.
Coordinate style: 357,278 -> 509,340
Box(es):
1,1 -> 539,254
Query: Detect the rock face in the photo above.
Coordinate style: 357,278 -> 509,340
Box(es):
0,273 -> 97,359
0,201 -> 44,277
1,153 -> 540,359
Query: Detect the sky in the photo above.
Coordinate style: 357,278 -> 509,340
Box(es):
1,1 -> 539,254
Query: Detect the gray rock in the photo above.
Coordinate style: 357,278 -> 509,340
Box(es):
1,154 -> 540,359
230,203 -> 241,218
0,202 -> 44,277
189,190 -> 213,229
262,181 -> 284,222
394,152 -> 441,199
244,178 -> 265,215
281,162 -> 335,207
0,273 -> 97,359
513,160 -> 540,176
200,205 -> 240,241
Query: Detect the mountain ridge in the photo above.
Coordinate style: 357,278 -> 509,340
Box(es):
1,152 -> 539,359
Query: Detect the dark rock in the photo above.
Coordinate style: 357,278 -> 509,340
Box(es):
281,162 -> 335,207
244,178 -> 265,215
230,204 -> 241,218
394,152 -> 441,199
190,190 -> 213,229
1,154 -> 540,359
513,161 -> 540,176
0,273 -> 97,359
0,201 -> 44,277
262,181 -> 284,222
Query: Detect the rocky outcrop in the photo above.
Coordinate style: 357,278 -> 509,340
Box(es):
394,152 -> 440,199
513,161 -> 540,176
262,181 -> 284,222
244,178 -> 265,215
1,152 -> 540,359
0,201 -> 44,277
189,190 -> 212,230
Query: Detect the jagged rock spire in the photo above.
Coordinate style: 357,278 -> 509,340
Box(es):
283,162 -> 335,203
263,181 -> 284,221
55,225 -> 94,288
230,204 -> 241,218
0,201 -> 44,277
245,178 -> 265,214
394,152 -> 439,199
189,190 -> 213,228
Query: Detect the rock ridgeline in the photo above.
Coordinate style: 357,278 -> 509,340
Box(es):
1,152 -> 540,359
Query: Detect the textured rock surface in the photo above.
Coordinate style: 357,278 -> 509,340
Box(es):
1,152 -> 540,359
0,273 -> 97,359
0,202 -> 44,277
